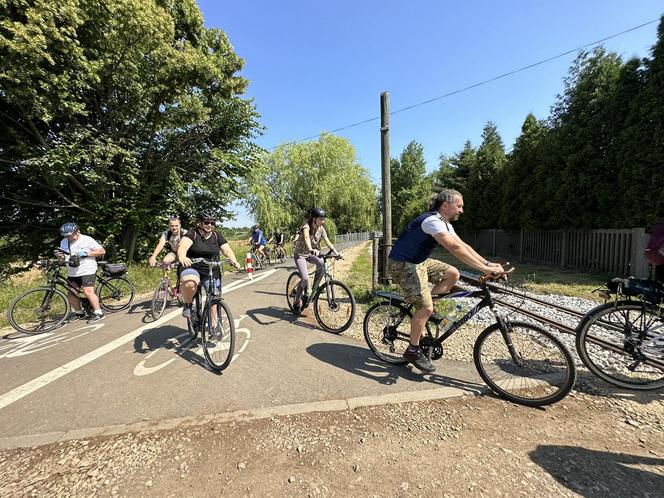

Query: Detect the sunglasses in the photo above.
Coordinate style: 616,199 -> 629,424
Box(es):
202,220 -> 216,226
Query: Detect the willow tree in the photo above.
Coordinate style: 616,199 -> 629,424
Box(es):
245,133 -> 377,235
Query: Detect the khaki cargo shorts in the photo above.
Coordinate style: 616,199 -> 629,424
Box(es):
388,258 -> 452,310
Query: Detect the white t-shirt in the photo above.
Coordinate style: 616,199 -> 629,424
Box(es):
421,214 -> 456,237
59,234 -> 103,277
161,229 -> 185,252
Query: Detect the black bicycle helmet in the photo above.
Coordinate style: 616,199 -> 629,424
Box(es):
60,222 -> 79,237
197,210 -> 216,221
310,207 -> 326,218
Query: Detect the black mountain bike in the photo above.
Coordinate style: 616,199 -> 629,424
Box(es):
363,270 -> 576,407
575,277 -> 664,390
184,258 -> 236,372
7,257 -> 135,334
286,251 -> 356,333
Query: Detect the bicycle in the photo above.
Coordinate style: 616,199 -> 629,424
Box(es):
247,243 -> 265,270
575,276 -> 664,390
183,258 -> 236,372
7,256 -> 135,334
150,262 -> 183,320
273,244 -> 286,264
286,251 -> 356,333
363,269 -> 576,407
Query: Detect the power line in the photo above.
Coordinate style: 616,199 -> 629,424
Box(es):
267,18 -> 659,150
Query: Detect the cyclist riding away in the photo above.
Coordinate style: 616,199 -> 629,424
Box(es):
58,222 -> 107,322
292,207 -> 340,314
247,224 -> 269,262
177,211 -> 242,324
388,189 -> 504,373
148,216 -> 186,267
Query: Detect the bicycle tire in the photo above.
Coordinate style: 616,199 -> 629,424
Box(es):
473,321 -> 576,407
202,298 -> 236,372
286,271 -> 302,312
313,280 -> 356,333
363,301 -> 427,365
7,287 -> 70,335
576,301 -> 664,390
97,276 -> 135,311
151,280 -> 169,320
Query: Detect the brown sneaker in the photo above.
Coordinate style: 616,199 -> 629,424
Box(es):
403,347 -> 436,374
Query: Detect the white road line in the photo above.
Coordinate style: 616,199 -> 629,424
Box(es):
0,269 -> 279,411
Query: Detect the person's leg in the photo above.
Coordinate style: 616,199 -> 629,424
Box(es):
66,277 -> 84,317
81,275 -> 104,322
294,256 -> 310,305
427,260 -> 459,296
308,254 -> 324,294
180,269 -> 200,317
390,260 -> 435,373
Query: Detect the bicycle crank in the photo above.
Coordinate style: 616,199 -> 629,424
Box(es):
420,336 -> 444,360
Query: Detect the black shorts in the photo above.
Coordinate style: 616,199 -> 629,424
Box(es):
68,274 -> 96,289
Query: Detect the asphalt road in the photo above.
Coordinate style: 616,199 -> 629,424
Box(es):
0,261 -> 483,448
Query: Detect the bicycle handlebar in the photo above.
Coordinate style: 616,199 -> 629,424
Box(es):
478,266 -> 515,283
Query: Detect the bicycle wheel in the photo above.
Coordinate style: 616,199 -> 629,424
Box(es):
7,287 -> 69,334
98,276 -> 135,311
151,280 -> 169,320
313,280 -> 356,333
474,321 -> 576,407
286,271 -> 302,312
202,298 -> 236,372
363,301 -> 424,364
576,301 -> 664,390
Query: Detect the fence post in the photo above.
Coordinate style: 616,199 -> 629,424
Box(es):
519,229 -> 524,263
560,230 -> 567,268
492,229 -> 497,257
371,233 -> 378,291
629,227 -> 648,277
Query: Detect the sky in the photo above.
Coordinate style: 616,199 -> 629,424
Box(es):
196,1 -> 664,227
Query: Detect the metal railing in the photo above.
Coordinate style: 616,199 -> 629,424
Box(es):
334,231 -> 374,251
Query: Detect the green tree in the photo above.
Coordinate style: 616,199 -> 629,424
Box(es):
0,0 -> 261,268
390,141 -> 430,235
463,122 -> 505,228
245,133 -> 377,235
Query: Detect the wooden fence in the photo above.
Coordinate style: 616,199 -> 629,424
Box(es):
457,228 -> 651,277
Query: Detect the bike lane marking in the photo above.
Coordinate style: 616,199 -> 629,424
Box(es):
133,315 -> 251,376
0,269 -> 279,411
0,324 -> 105,360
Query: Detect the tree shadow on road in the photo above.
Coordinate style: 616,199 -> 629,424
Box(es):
306,342 -> 486,394
530,445 -> 664,497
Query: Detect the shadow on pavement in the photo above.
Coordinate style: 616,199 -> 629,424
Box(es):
245,305 -> 320,331
530,445 -> 664,497
573,371 -> 664,406
132,324 -> 214,373
306,342 -> 486,394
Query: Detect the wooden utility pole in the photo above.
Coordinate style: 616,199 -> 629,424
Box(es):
380,92 -> 392,283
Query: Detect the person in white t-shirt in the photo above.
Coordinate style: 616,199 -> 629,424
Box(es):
148,217 -> 185,267
58,222 -> 106,322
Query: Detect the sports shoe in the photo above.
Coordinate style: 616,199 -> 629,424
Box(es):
87,312 -> 105,323
211,323 -> 223,340
67,311 -> 86,321
182,305 -> 192,319
292,302 -> 301,315
403,346 -> 436,374
301,294 -> 310,309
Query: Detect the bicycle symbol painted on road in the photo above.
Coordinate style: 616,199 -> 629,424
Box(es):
133,315 -> 251,376
0,323 -> 105,360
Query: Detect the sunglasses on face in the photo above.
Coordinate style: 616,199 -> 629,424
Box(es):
202,220 -> 216,226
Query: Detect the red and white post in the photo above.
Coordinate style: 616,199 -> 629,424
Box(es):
246,253 -> 253,280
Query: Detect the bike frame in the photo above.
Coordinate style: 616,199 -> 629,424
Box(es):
190,259 -> 225,328
378,280 -> 520,361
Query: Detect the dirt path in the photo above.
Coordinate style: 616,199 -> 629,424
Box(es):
1,387 -> 662,497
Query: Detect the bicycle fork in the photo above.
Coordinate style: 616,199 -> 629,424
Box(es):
494,312 -> 526,367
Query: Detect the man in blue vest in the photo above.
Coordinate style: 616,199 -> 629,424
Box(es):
389,189 -> 504,374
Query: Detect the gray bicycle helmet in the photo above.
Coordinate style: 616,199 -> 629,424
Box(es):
197,210 -> 216,221
310,207 -> 326,218
60,222 -> 79,237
